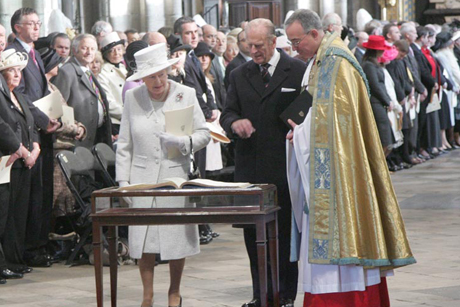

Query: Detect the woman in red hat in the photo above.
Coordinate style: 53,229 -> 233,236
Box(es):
362,35 -> 395,158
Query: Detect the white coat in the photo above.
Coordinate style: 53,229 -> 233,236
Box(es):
98,62 -> 128,125
116,80 -> 210,259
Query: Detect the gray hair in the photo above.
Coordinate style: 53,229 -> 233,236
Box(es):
91,20 -> 112,37
322,12 -> 342,31
399,22 -> 416,37
245,18 -> 276,39
71,34 -> 97,55
284,9 -> 322,34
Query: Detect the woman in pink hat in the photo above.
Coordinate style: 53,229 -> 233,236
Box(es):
362,35 -> 395,158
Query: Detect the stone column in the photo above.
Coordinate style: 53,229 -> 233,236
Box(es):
165,0 -> 182,28
320,0 -> 335,16
142,0 -> 165,32
61,0 -> 76,23
33,0 -> 47,36
336,0 -> 347,25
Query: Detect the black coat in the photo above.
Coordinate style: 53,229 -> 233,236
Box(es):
0,75 -> 36,159
387,59 -> 412,103
184,52 -> 217,119
6,39 -> 49,131
404,52 -> 426,95
220,50 -> 306,188
362,60 -> 392,106
411,43 -> 437,91
224,52 -> 248,90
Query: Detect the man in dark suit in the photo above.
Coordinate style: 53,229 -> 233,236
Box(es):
53,34 -> 112,149
174,16 -> 217,178
7,7 -> 60,267
220,18 -> 306,307
224,29 -> 251,90
354,31 -> 368,65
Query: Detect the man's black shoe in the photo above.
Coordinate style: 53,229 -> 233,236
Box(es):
241,298 -> 260,307
280,298 -> 295,307
26,255 -> 51,267
0,269 -> 23,279
10,265 -> 33,274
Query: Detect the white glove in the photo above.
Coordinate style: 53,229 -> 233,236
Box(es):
160,132 -> 188,155
118,180 -> 132,206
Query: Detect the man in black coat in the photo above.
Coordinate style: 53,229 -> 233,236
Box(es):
7,7 -> 60,267
220,18 -> 306,307
224,29 -> 251,90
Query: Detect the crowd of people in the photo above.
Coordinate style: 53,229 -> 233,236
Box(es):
2,4 -> 448,307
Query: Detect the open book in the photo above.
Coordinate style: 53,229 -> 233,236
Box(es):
118,178 -> 253,191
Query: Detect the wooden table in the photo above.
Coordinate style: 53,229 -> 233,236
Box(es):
91,184 -> 280,307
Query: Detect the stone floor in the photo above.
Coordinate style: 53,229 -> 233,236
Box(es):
1,150 -> 460,307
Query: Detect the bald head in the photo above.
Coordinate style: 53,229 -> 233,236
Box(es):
142,32 -> 167,46
322,12 -> 343,36
202,24 -> 217,49
356,31 -> 369,48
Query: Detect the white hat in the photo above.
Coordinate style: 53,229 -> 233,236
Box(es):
276,36 -> 291,49
453,31 -> 460,42
126,43 -> 179,82
0,49 -> 29,71
100,32 -> 124,54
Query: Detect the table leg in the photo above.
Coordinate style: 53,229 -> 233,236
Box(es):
268,217 -> 279,307
107,226 -> 118,307
93,220 -> 103,307
256,219 -> 268,307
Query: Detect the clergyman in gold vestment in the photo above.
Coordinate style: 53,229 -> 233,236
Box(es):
284,9 -> 416,307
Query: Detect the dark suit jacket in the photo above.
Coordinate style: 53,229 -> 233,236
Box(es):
404,52 -> 426,95
210,55 -> 226,110
362,60 -> 392,106
220,50 -> 306,193
53,57 -> 112,149
6,39 -> 49,131
354,48 -> 364,65
411,43 -> 437,91
224,52 -> 248,90
0,75 -> 36,162
184,52 -> 217,119
387,59 -> 412,103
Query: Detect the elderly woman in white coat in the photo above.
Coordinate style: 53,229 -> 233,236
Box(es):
116,43 -> 210,307
98,32 -> 128,138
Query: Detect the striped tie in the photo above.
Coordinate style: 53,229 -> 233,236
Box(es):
85,70 -> 107,118
260,63 -> 271,87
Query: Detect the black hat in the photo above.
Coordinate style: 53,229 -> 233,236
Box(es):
126,40 -> 148,72
433,31 -> 453,52
194,42 -> 214,60
167,34 -> 191,54
38,48 -> 65,73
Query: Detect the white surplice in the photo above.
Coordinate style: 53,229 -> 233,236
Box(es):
286,64 -> 392,295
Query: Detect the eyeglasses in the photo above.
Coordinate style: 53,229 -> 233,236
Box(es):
17,21 -> 42,28
287,32 -> 310,47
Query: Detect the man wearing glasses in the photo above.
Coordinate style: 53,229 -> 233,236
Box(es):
220,18 -> 306,307
7,7 -> 60,269
285,9 -> 415,307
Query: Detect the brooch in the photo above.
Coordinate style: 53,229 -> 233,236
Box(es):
176,93 -> 183,102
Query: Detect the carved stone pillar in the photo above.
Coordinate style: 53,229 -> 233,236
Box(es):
165,0 -> 182,28
141,0 -> 165,32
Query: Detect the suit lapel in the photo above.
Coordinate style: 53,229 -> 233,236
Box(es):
262,52 -> 289,100
71,58 -> 98,97
246,62 -> 265,97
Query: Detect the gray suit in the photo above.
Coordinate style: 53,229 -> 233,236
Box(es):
53,57 -> 112,149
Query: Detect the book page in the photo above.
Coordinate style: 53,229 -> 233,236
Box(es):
117,178 -> 187,191
0,155 -> 13,184
33,91 -> 64,119
181,178 -> 253,189
61,105 -> 75,126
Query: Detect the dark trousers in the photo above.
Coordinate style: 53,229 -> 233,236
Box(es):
3,167 -> 31,265
0,184 -> 9,269
24,156 -> 43,256
417,98 -> 429,151
243,193 -> 298,301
